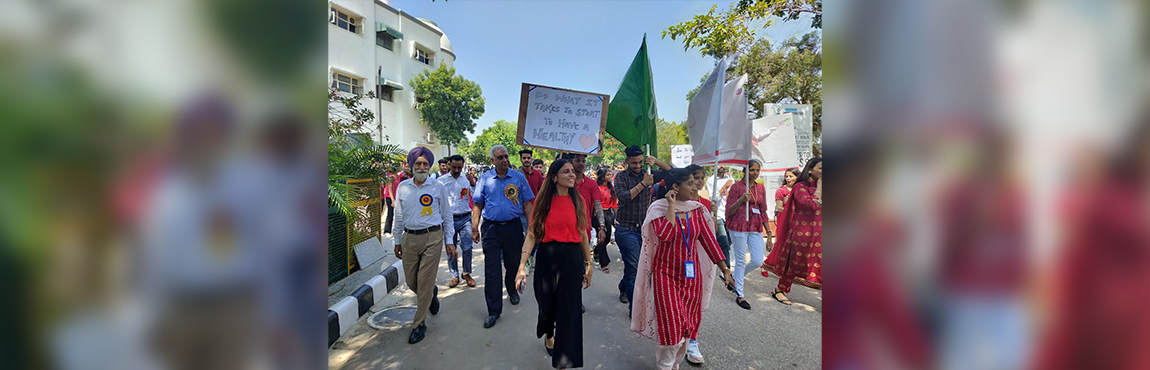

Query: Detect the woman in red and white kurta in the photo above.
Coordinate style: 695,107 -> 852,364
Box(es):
632,169 -> 735,370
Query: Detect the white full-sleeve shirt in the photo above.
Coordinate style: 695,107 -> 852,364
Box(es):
392,177 -> 454,246
437,172 -> 474,216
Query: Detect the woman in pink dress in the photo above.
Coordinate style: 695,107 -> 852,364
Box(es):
632,169 -> 735,370
765,158 -> 822,304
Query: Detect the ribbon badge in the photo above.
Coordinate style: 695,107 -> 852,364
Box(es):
460,188 -> 470,199
419,194 -> 434,215
504,184 -> 519,206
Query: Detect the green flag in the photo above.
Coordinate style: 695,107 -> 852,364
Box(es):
606,35 -> 658,155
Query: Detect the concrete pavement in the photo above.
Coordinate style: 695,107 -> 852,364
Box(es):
328,240 -> 821,370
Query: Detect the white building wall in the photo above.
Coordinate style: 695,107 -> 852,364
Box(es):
328,0 -> 457,159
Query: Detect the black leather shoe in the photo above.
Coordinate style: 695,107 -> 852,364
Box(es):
581,304 -> 586,314
483,315 -> 499,328
408,323 -> 426,344
736,297 -> 752,310
619,291 -> 628,304
509,294 -> 520,305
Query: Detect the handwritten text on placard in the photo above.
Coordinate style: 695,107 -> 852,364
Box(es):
518,83 -> 609,155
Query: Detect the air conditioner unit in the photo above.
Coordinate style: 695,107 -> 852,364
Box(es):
426,132 -> 437,143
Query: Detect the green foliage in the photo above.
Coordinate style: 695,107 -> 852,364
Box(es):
684,33 -> 822,141
586,134 -> 626,168
662,0 -> 820,59
655,119 -> 689,163
409,63 -> 486,148
328,89 -> 406,217
464,120 -> 560,167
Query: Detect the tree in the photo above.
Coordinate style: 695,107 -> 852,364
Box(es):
409,62 -> 485,148
328,88 -> 405,217
684,33 -> 822,141
663,0 -> 820,58
655,119 -> 690,164
466,120 -> 560,167
586,134 -> 626,169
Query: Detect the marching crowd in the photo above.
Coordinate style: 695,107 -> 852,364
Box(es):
382,144 -> 822,370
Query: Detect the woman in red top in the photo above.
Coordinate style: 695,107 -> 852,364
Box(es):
515,159 -> 592,370
765,158 -> 822,304
631,169 -> 734,370
774,168 -> 800,219
593,167 -> 618,272
724,160 -> 770,309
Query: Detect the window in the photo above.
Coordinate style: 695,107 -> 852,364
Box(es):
331,72 -> 362,95
414,48 -> 433,65
377,85 -> 394,102
414,96 -> 425,109
330,8 -> 358,34
376,32 -> 395,50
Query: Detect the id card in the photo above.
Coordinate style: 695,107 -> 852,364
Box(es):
751,207 -> 762,215
685,261 -> 696,279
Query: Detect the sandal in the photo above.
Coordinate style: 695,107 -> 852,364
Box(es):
772,289 -> 792,305
600,265 -> 610,274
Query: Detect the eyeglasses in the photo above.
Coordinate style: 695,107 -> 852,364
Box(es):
494,155 -> 508,160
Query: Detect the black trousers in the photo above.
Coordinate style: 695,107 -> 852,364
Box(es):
481,218 -> 524,316
383,198 -> 395,234
592,209 -> 614,268
534,241 -> 584,369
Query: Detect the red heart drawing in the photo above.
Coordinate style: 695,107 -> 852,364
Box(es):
579,134 -> 596,150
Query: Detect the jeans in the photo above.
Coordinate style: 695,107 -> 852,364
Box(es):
728,230 -> 765,298
448,216 -> 473,278
714,218 -> 731,262
614,224 -> 642,313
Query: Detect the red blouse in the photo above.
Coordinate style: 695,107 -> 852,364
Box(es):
724,180 -> 769,232
542,194 -> 583,243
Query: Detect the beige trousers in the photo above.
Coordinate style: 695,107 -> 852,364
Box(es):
656,338 -> 689,370
401,229 -> 443,327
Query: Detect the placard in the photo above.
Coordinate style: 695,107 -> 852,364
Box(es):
764,103 -> 814,165
671,145 -> 693,167
517,83 -> 610,155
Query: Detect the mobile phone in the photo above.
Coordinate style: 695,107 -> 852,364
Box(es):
518,280 -> 526,294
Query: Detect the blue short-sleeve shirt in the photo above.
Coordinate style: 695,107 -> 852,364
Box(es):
473,168 -> 536,222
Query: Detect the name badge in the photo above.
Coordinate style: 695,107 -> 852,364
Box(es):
685,261 -> 696,279
751,208 -> 761,215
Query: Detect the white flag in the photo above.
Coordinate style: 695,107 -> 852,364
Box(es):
686,57 -> 728,163
750,114 -> 801,170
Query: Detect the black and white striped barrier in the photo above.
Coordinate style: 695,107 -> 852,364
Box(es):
328,259 -> 404,347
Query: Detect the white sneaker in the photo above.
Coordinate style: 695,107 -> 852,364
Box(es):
685,340 -> 704,365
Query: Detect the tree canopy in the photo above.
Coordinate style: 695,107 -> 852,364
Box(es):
408,62 -> 485,148
663,0 -> 821,59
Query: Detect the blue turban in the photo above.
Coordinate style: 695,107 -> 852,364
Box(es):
407,147 -> 435,169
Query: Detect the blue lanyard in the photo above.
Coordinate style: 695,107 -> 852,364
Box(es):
674,211 -> 691,254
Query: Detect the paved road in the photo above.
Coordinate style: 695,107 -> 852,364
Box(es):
329,240 -> 821,370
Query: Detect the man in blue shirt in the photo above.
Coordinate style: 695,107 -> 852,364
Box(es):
471,144 -> 534,328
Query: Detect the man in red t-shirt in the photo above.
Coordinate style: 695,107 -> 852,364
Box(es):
518,149 -> 544,198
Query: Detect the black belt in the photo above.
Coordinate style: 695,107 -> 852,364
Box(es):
483,218 -> 517,226
405,225 -> 441,235
616,220 -> 641,230
453,213 -> 471,218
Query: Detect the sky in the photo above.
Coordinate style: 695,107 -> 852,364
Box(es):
392,0 -> 817,142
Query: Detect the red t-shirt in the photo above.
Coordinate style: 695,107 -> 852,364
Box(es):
521,166 -> 544,197
575,174 -> 603,233
599,185 -> 618,209
542,194 -> 583,243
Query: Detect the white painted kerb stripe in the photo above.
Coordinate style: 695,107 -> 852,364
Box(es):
331,296 -> 358,335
